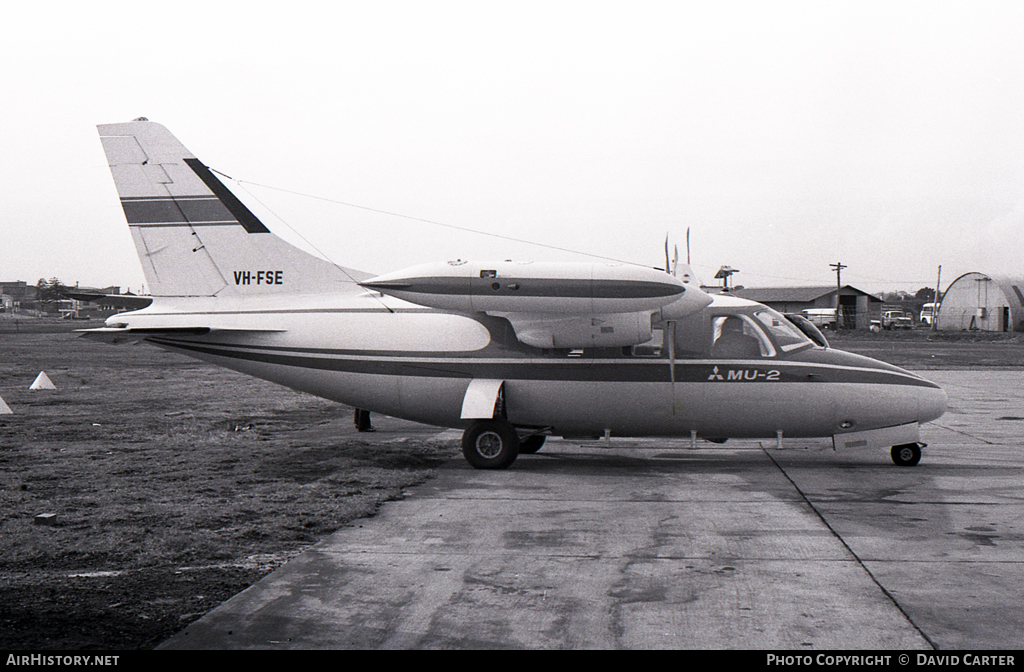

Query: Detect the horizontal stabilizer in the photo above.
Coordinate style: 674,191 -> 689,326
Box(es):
63,291 -> 153,310
77,326 -> 285,345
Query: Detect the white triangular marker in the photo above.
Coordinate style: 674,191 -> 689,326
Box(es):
0,395 -> 11,414
30,371 -> 56,390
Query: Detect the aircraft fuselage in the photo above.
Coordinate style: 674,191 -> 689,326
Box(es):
122,293 -> 946,444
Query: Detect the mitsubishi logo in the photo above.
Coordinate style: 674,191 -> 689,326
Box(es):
708,366 -> 724,381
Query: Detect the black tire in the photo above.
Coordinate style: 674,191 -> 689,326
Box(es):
891,443 -> 922,467
462,420 -> 520,469
518,434 -> 546,454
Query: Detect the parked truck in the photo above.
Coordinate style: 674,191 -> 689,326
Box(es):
800,308 -> 837,330
881,309 -> 914,330
920,302 -> 938,326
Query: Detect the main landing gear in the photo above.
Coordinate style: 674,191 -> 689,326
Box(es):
518,434 -> 546,454
462,419 -> 520,469
891,442 -> 923,467
461,420 -> 548,469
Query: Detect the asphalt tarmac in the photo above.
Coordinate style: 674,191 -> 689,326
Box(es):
159,370 -> 1024,650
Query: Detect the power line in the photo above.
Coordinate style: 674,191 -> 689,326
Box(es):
226,174 -> 650,268
214,170 -> 942,288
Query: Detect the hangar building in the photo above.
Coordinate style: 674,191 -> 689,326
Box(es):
730,285 -> 882,330
936,272 -> 1024,332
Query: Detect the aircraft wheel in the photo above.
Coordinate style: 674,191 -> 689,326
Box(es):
462,420 -> 520,469
891,443 -> 922,467
518,434 -> 546,454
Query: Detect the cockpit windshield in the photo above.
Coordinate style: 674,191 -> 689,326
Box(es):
711,315 -> 773,357
630,302 -> 817,361
751,307 -> 814,352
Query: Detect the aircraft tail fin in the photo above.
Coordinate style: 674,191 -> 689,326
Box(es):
97,119 -> 368,297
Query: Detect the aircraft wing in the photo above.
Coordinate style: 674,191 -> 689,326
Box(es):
361,259 -> 713,349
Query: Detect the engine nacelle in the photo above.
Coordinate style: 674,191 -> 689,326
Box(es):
500,311 -> 654,349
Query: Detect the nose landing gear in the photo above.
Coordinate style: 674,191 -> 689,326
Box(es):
891,442 -> 923,466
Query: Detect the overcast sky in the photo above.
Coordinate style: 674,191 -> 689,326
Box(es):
2,1 -> 1022,295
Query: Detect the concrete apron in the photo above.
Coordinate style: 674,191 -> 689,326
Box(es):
159,370 -> 1024,650
161,444 -> 930,649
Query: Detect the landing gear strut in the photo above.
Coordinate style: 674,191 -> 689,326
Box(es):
462,419 -> 520,469
518,434 -> 546,454
891,442 -> 923,467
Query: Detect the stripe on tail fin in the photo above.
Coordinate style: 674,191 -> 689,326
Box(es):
182,159 -> 269,233
98,119 -> 368,297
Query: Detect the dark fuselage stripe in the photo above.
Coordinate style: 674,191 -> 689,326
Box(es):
148,337 -> 938,387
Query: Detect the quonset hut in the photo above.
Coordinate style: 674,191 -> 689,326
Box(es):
937,272 -> 1024,332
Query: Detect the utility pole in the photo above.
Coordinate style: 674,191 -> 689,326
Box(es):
933,265 -> 941,331
830,262 -> 847,329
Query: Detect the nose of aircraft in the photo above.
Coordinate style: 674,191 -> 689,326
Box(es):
800,347 -> 948,431
863,356 -> 948,427
917,377 -> 948,425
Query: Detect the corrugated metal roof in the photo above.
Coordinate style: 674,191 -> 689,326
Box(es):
938,272 -> 1024,331
731,285 -> 882,303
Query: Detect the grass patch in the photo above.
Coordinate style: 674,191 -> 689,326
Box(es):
0,331 -> 457,649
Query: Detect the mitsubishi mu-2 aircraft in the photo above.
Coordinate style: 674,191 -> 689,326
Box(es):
83,119 -> 946,469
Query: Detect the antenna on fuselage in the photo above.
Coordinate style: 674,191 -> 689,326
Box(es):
664,235 -> 680,277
